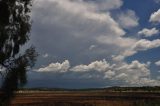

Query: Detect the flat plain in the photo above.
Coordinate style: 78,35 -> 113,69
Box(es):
1,88 -> 160,106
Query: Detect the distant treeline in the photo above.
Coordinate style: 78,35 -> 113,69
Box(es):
106,86 -> 160,92
1,86 -> 158,92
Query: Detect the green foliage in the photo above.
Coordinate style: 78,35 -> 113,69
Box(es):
0,0 -> 32,60
0,0 -> 38,105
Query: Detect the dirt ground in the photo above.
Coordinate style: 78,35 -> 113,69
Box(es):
1,91 -> 160,106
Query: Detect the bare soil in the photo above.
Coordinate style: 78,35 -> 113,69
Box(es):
1,91 -> 160,106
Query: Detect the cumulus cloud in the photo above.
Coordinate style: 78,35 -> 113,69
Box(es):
138,28 -> 159,37
115,61 -> 150,81
96,36 -> 136,48
70,59 -> 111,72
149,9 -> 160,23
28,0 -> 160,88
117,10 -> 139,29
31,0 -> 160,63
31,0 -> 127,64
36,60 -> 70,72
29,60 -> 160,87
128,39 -> 160,55
113,39 -> 160,61
132,39 -> 160,51
96,36 -> 160,60
112,55 -> 125,61
155,60 -> 160,66
32,0 -> 125,37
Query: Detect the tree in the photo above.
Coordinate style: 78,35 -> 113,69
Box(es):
0,0 -> 38,104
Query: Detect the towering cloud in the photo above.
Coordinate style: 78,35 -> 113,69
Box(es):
27,0 -> 160,88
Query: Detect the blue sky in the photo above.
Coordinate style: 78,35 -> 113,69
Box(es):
25,0 -> 160,88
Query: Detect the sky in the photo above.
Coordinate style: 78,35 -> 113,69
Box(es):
26,0 -> 160,88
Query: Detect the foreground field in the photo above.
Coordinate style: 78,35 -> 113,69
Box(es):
1,90 -> 160,106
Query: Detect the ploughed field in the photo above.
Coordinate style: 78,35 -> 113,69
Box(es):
1,90 -> 160,106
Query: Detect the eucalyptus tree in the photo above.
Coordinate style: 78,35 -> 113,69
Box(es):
0,0 -> 38,104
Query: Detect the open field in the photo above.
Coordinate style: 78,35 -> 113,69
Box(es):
1,90 -> 160,106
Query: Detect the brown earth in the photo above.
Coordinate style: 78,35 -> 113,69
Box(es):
1,91 -> 160,106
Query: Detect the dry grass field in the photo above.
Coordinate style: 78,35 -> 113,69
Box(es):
1,90 -> 159,106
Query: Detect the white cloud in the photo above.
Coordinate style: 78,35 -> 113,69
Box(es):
116,60 -> 150,77
112,55 -> 125,61
36,60 -> 70,72
70,59 -> 114,79
138,28 -> 159,37
132,39 -> 160,51
155,60 -> 160,66
28,0 -> 160,87
113,39 -> 160,60
31,0 -> 125,59
117,10 -> 139,29
31,0 -> 160,63
31,60 -> 160,87
115,73 -> 128,81
138,78 -> 159,86
150,9 -> 160,23
113,60 -> 159,86
104,70 -> 115,79
70,59 -> 111,72
96,36 -> 137,48
98,36 -> 160,60
32,0 -> 125,37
